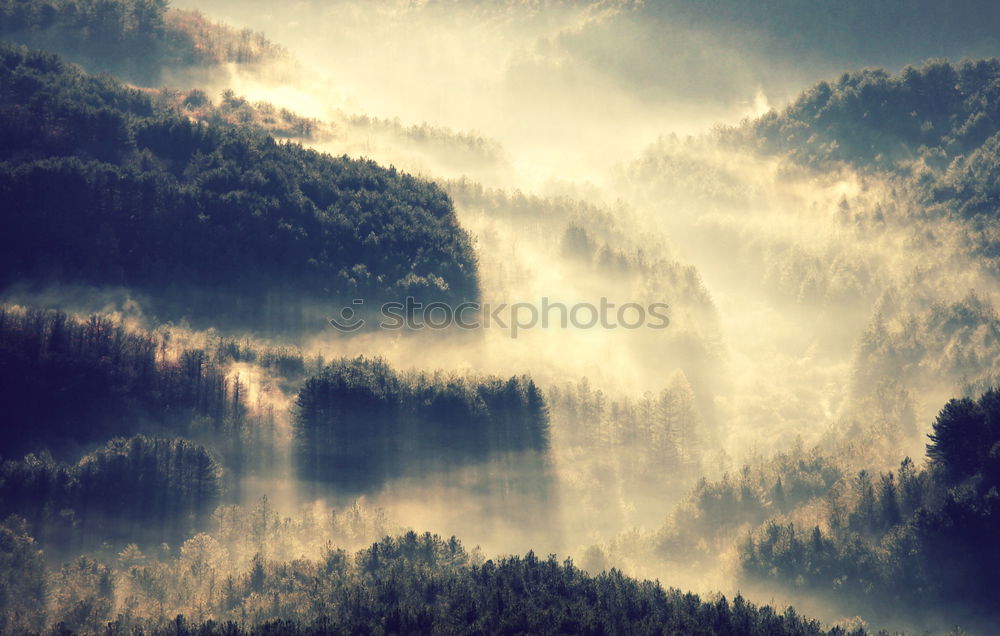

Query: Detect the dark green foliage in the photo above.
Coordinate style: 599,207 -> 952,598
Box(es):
744,58 -> 1000,172
739,58 -> 1000,262
27,531 -> 858,636
0,43 -> 479,331
0,517 -> 47,634
77,435 -> 221,540
0,306 -> 279,460
294,357 -> 551,497
0,434 -> 221,549
742,389 -> 1000,629
734,58 -> 1000,272
294,357 -> 405,493
926,396 -> 996,483
0,306 -> 163,455
0,305 -> 306,517
655,447 -> 843,571
924,388 -> 1000,490
0,0 -> 282,84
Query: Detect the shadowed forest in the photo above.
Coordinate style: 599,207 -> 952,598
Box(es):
2,1 -> 1000,634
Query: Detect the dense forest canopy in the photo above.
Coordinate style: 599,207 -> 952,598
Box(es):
735,58 -> 1000,252
741,58 -> 1000,172
0,43 -> 479,330
294,357 -> 551,497
741,389 -> 1000,631
0,0 -> 284,84
0,522 -> 872,636
0,305 -> 558,553
0,306 -> 301,459
1,435 -> 222,550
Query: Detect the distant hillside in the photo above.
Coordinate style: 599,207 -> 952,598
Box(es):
0,0 -> 283,84
0,43 -> 480,331
741,58 -> 1000,173
733,58 -> 1000,268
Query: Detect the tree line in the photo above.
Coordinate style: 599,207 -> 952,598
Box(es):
0,0 -> 284,84
740,58 -> 1000,173
0,306 -> 293,469
733,57 -> 1000,273
741,388 -> 1000,631
0,434 -> 221,552
0,42 -> 480,332
0,521 -> 875,636
0,306 -> 563,552
155,88 -> 319,140
294,356 -> 552,502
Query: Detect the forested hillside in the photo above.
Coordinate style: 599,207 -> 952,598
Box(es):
0,304 -> 297,459
553,53 -> 1000,634
578,388 -> 1000,632
743,59 -> 1000,171
0,306 -> 556,549
2,435 -> 222,550
0,43 -> 479,331
741,389 -> 1000,631
0,0 -> 283,84
0,521 -> 870,635
736,58 -> 1000,265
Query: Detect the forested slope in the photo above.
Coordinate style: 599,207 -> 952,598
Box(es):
0,43 -> 479,330
0,0 -> 283,84
740,59 -> 1000,170
5,2 -> 998,633
0,522 -> 871,636
1,435 -> 222,549
739,59 -> 1000,252
0,307 -> 554,550
585,56 -> 1000,634
741,389 -> 1000,631
0,306 -> 301,458
682,59 -> 1000,631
